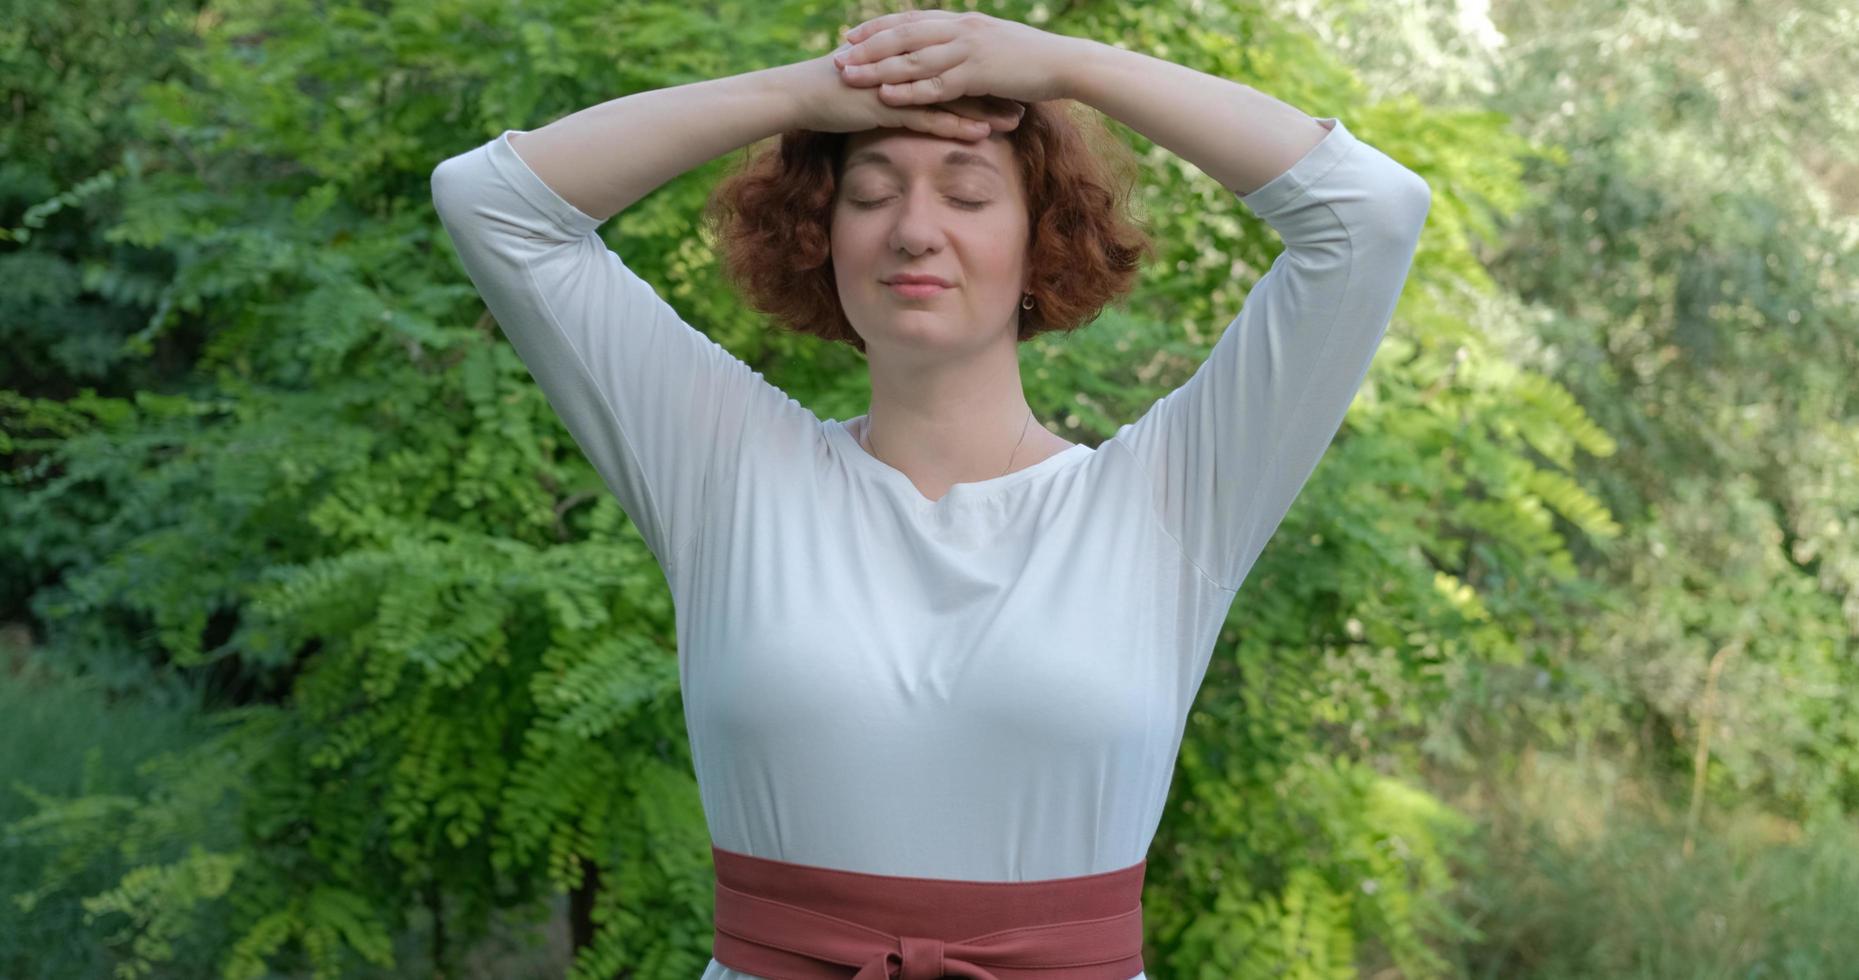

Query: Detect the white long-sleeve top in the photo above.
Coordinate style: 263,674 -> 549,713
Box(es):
430,114 -> 1429,980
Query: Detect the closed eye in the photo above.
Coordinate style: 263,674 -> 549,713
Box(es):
850,197 -> 988,210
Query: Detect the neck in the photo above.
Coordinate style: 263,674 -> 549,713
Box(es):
863,408 -> 1034,482
858,340 -> 1042,482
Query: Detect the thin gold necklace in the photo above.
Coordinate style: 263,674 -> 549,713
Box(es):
861,410 -> 1035,480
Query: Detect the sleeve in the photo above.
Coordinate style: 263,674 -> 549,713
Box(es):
429,130 -> 815,578
1104,116 -> 1431,593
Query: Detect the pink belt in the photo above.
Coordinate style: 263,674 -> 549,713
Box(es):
710,844 -> 1147,980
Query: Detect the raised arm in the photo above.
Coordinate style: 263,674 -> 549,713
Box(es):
428,63 -> 826,577
504,47 -> 1022,221
495,63 -> 804,223
1070,45 -> 1431,592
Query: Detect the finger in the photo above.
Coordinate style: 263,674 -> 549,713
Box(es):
945,97 -> 1022,131
837,19 -> 959,68
972,97 -> 1026,124
840,40 -> 964,89
934,110 -> 995,141
939,106 -> 999,133
901,109 -> 990,143
843,9 -> 955,45
876,69 -> 965,107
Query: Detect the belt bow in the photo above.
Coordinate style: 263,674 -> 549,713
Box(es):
717,879 -> 1143,979
710,845 -> 1146,980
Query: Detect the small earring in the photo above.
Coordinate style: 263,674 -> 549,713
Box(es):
1021,291 -> 1035,310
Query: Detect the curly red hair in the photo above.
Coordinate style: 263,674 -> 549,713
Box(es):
701,99 -> 1158,355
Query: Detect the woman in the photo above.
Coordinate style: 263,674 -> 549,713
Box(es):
431,10 -> 1430,978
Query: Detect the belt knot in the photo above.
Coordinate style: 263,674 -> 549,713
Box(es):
894,935 -> 946,979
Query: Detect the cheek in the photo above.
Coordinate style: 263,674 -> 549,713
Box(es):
827,212 -> 858,248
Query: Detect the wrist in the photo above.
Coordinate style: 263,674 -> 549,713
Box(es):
1054,36 -> 1109,104
750,60 -> 816,134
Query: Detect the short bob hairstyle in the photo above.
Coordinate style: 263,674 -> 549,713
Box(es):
701,99 -> 1159,355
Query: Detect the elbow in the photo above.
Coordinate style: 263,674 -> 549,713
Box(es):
1366,169 -> 1431,251
1389,168 -> 1431,233
430,158 -> 462,220
429,153 -> 481,224
1406,171 -> 1433,225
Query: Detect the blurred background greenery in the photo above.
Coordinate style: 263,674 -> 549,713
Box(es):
2,0 -> 1855,977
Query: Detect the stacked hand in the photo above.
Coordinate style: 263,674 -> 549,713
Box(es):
797,10 -> 1078,141
833,10 -> 1075,106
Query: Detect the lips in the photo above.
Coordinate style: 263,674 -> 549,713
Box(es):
887,280 -> 948,298
883,274 -> 953,287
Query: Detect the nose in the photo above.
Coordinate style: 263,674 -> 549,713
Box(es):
887,189 -> 952,254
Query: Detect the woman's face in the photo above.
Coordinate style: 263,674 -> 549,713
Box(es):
830,128 -> 1029,355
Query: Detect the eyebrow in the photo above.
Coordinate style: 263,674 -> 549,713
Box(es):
843,148 -> 1003,178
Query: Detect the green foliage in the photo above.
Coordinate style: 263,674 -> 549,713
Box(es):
0,653 -> 226,980
1389,0 -> 1859,831
1449,752 -> 1859,979
4,0 -> 731,971
1291,0 -> 1859,970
